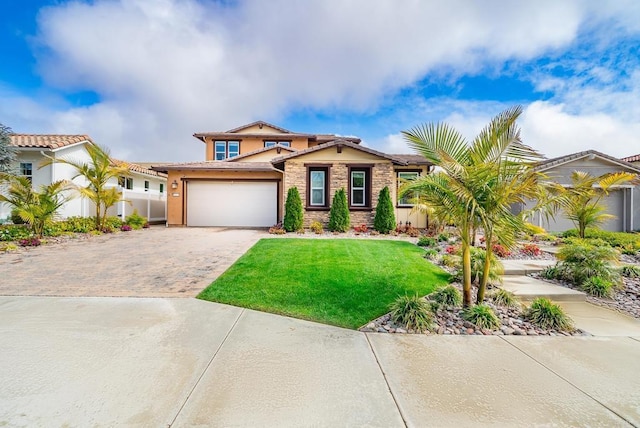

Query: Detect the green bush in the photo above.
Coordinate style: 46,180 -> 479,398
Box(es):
525,298 -> 574,331
429,285 -> 462,309
0,224 -> 32,241
620,265 -> 640,278
561,228 -> 640,250
489,289 -> 519,307
556,242 -> 621,286
373,186 -> 395,234
423,248 -> 439,260
417,236 -> 437,247
125,209 -> 147,230
103,216 -> 124,230
441,254 -> 461,268
59,216 -> 96,233
463,304 -> 500,330
283,187 -> 304,232
452,247 -> 503,285
437,232 -> 450,242
309,221 -> 323,234
10,209 -> 26,224
328,188 -> 350,232
540,265 -> 561,280
581,276 -> 614,298
389,294 -> 434,333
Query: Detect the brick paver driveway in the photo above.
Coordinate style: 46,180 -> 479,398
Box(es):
1,227 -> 265,297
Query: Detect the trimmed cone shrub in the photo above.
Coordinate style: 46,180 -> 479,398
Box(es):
283,187 -> 303,232
389,294 -> 434,332
525,298 -> 573,331
328,188 -> 350,232
373,186 -> 395,234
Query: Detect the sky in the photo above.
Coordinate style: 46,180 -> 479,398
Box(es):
1,0 -> 640,163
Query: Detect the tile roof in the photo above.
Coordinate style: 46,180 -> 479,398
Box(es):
111,159 -> 167,178
389,154 -> 432,166
225,120 -> 292,134
534,149 -> 640,173
151,161 -> 279,173
622,154 -> 640,163
270,139 -> 409,165
10,134 -> 92,150
224,144 -> 297,162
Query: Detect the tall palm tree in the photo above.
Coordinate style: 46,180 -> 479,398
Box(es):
557,171 -> 638,238
42,143 -> 130,230
0,174 -> 73,237
401,106 -> 543,306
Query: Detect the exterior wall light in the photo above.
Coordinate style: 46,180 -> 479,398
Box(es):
171,180 -> 178,189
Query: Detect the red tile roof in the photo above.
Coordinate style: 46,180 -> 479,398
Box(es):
10,134 -> 93,149
622,154 -> 640,163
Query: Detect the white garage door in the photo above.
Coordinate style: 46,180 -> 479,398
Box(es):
187,181 -> 277,227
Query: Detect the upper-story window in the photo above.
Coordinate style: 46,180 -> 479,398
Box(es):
159,183 -> 164,193
397,171 -> 420,206
118,176 -> 133,190
144,180 -> 150,192
20,162 -> 33,183
214,140 -> 240,160
264,141 -> 291,148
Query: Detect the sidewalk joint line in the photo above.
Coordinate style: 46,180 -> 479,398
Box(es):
364,333 -> 408,428
499,336 -> 635,427
169,308 -> 245,427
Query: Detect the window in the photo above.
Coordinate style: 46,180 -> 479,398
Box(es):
306,166 -> 330,208
397,171 -> 420,206
20,162 -> 33,183
264,141 -> 291,148
144,180 -> 150,192
119,176 -> 133,190
348,166 -> 372,208
159,183 -> 164,193
214,140 -> 240,160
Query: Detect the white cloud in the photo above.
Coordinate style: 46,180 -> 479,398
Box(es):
3,0 -> 638,161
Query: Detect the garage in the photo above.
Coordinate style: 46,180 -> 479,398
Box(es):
186,181 -> 278,227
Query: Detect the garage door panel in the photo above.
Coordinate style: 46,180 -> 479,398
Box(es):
187,181 -> 277,227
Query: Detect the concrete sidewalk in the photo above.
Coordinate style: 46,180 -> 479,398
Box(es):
2,296 -> 639,427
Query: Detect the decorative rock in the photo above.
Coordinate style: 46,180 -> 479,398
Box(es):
396,328 -> 407,334
501,326 -> 515,335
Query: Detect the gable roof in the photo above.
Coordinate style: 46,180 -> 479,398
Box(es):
224,144 -> 297,162
225,120 -> 292,134
10,134 -> 92,150
270,139 -> 410,165
534,149 -> 640,174
390,154 -> 432,166
111,159 -> 167,178
151,161 -> 279,173
622,154 -> 640,163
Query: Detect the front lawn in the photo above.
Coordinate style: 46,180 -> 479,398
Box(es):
198,238 -> 449,329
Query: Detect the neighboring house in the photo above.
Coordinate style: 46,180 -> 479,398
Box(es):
1,134 -> 167,223
153,121 -> 433,228
523,150 -> 640,232
622,153 -> 640,167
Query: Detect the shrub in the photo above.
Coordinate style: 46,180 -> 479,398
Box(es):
581,276 -> 614,298
463,304 -> 500,330
309,221 -> 324,234
373,186 -> 396,234
524,222 -> 546,235
0,242 -> 18,252
125,209 -> 147,230
521,243 -> 541,257
455,246 -> 503,285
59,216 -> 96,233
620,265 -> 640,278
120,224 -> 133,232
423,248 -> 439,260
328,188 -> 350,232
10,209 -> 26,224
540,265 -> 561,280
0,224 -> 32,241
283,187 -> 304,232
556,242 -> 621,286
492,244 -> 511,258
405,227 -> 421,237
268,223 -> 286,234
437,232 -> 450,242
104,216 -> 123,230
561,228 -> 640,250
441,254 -> 461,268
489,289 -> 519,307
430,285 -> 462,309
445,245 -> 459,255
18,237 -> 41,247
353,224 -> 368,233
389,294 -> 434,333
525,298 -> 574,331
417,236 -> 437,247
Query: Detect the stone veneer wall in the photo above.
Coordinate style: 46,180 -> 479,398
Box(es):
283,160 -> 394,227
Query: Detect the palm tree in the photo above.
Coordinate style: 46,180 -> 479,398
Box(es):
0,174 -> 73,237
42,143 -> 129,230
401,106 -> 543,306
556,171 -> 638,238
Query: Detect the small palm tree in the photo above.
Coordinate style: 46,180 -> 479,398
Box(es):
42,143 -> 130,230
0,174 -> 73,237
555,171 -> 638,238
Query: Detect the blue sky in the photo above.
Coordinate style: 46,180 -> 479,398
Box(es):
1,0 -> 640,162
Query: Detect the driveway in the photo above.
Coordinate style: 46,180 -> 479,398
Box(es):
1,296 -> 639,427
0,227 -> 265,297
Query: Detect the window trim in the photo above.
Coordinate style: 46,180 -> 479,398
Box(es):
347,165 -> 372,210
213,140 -> 241,160
397,170 -> 421,207
264,140 -> 291,148
305,164 -> 331,210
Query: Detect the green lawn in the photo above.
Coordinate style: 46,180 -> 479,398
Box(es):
198,238 -> 449,329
